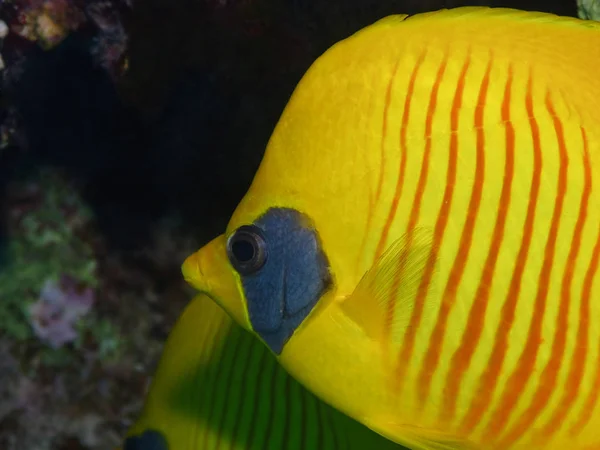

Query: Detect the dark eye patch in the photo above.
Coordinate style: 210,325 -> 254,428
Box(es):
235,207 -> 332,354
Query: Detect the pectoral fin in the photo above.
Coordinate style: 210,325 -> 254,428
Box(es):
340,227 -> 437,344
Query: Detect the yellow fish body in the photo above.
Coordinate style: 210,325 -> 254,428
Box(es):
183,7 -> 600,450
122,294 -> 404,450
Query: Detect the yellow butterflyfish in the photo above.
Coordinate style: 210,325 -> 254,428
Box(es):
121,294 -> 404,450
183,7 -> 600,450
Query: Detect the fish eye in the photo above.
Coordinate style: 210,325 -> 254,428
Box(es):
227,225 -> 268,275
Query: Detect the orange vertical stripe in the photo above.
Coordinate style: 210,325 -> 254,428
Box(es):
460,72 -> 541,435
393,52 -> 448,392
493,92 -> 571,449
356,59 -> 401,272
533,127 -> 592,443
375,51 -> 427,260
375,60 -> 399,205
570,312 -> 600,437
417,54 -> 473,408
439,57 -> 499,424
398,51 -> 458,395
483,87 -> 567,443
571,300 -> 600,432
375,51 -> 426,344
570,140 -> 600,437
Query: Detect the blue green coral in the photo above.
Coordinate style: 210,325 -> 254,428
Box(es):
578,0 -> 600,20
0,169 -> 121,363
0,170 -> 96,342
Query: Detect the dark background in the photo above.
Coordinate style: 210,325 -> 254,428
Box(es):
0,0 -> 578,254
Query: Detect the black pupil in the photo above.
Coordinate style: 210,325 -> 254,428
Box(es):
232,237 -> 256,263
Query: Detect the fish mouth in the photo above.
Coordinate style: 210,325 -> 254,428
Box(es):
182,235 -> 251,331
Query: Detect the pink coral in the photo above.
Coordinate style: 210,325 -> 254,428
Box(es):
28,274 -> 94,349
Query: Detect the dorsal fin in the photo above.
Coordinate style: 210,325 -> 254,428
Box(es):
400,6 -> 600,29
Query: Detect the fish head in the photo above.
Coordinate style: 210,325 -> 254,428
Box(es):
182,15 -> 398,356
182,206 -> 334,356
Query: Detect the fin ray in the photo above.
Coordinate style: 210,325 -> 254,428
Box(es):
340,227 -> 437,344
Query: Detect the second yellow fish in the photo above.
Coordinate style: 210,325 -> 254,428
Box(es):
183,7 -> 600,450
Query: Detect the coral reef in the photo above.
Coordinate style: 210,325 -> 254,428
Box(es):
578,0 -> 600,19
0,0 -> 129,72
0,170 -> 97,344
0,0 -> 131,157
0,168 -> 194,449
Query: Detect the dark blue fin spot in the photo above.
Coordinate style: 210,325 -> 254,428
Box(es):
123,429 -> 168,450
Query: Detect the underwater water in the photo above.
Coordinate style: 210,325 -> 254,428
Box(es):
0,0 -> 588,449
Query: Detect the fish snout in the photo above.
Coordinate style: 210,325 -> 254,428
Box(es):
181,235 -> 251,331
182,251 -> 204,289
